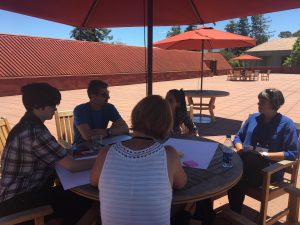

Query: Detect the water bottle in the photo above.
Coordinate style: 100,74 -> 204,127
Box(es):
222,134 -> 234,168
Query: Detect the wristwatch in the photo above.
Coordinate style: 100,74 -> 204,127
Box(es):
261,151 -> 269,159
106,128 -> 112,137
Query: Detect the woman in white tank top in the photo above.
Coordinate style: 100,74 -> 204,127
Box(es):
90,95 -> 187,225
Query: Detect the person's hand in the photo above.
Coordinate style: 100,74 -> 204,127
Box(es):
255,146 -> 269,153
238,145 -> 253,153
92,129 -> 108,138
254,146 -> 269,158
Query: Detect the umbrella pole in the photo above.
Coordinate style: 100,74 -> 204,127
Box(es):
147,0 -> 153,96
199,41 -> 204,120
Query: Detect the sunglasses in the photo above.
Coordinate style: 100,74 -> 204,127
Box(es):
99,92 -> 110,98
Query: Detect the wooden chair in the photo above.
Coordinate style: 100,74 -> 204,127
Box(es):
253,70 -> 260,81
261,69 -> 271,81
0,118 -> 54,225
0,205 -> 53,225
0,117 -> 11,155
233,69 -> 241,80
227,70 -> 234,80
284,186 -> 300,225
54,110 -> 74,144
244,122 -> 300,225
245,69 -> 253,81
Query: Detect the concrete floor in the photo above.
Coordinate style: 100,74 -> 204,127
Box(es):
1,73 -> 299,224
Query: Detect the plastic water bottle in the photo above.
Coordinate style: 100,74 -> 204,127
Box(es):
222,134 -> 234,168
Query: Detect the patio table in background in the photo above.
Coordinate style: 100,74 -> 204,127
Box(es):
184,90 -> 230,123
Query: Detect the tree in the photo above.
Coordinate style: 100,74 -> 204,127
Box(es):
250,15 -> 272,45
184,25 -> 197,32
70,27 -> 113,42
237,17 -> 250,36
225,20 -> 238,34
166,26 -> 181,38
220,49 -> 242,68
293,29 -> 300,37
224,20 -> 240,55
283,37 -> 300,67
278,31 -> 292,38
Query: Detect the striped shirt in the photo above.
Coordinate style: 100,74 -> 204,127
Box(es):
99,142 -> 172,225
0,113 -> 67,202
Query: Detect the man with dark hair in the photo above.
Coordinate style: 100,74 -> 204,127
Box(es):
0,83 -> 94,225
74,80 -> 129,144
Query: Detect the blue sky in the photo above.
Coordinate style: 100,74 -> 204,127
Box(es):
0,8 -> 299,46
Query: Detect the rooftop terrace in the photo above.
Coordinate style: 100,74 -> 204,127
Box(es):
0,73 -> 299,224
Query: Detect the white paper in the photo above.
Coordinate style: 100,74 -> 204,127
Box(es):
164,138 -> 218,169
73,135 -> 132,160
55,164 -> 91,190
102,134 -> 132,145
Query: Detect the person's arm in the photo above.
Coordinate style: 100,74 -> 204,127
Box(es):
109,118 -> 129,135
182,114 -> 198,136
233,116 -> 251,152
258,122 -> 299,161
77,124 -> 108,141
33,128 -> 94,172
107,104 -> 129,135
165,145 -> 187,189
58,155 -> 94,172
90,146 -> 110,186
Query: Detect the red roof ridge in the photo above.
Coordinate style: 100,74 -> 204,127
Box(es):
0,32 -> 144,49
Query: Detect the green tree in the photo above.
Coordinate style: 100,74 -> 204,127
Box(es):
293,29 -> 300,37
250,15 -> 272,45
237,17 -> 250,36
225,20 -> 238,34
283,37 -> 300,67
70,27 -> 113,42
278,31 -> 293,38
184,25 -> 197,32
166,26 -> 181,38
220,49 -> 242,68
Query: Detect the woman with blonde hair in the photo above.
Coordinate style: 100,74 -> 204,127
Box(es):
90,95 -> 187,225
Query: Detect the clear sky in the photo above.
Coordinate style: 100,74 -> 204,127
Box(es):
0,8 -> 299,47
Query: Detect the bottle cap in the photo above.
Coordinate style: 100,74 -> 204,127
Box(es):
226,134 -> 231,138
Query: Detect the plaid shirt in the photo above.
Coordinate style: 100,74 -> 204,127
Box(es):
0,113 -> 67,202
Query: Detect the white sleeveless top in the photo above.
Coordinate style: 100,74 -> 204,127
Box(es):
99,142 -> 172,225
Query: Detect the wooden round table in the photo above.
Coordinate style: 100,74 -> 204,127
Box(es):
71,138 -> 242,205
184,90 -> 230,123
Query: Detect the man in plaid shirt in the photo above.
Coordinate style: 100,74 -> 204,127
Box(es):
0,83 -> 94,225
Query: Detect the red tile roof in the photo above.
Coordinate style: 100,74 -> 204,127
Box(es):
0,33 -> 230,78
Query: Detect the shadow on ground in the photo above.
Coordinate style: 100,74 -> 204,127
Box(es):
207,205 -> 286,225
193,114 -> 243,137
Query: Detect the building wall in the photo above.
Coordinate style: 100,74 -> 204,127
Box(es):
247,50 -> 291,67
0,68 -> 232,97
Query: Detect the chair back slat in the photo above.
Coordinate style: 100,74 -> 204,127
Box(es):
54,110 -> 74,144
0,117 -> 11,155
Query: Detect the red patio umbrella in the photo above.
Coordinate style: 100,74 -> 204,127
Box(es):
154,26 -> 256,91
0,0 -> 300,95
232,55 -> 263,60
154,26 -> 256,123
232,54 -> 263,69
